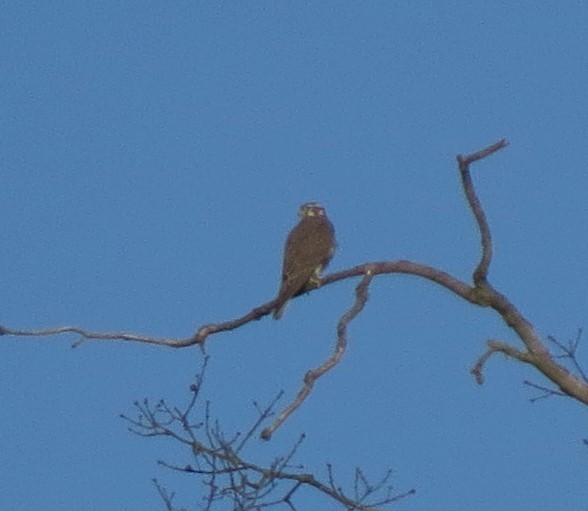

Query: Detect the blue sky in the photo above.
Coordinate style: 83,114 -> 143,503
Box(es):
2,2 -> 588,510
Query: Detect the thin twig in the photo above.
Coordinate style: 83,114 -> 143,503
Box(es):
261,271 -> 375,441
153,479 -> 182,511
547,330 -> 588,383
125,382 -> 413,510
523,380 -> 568,402
471,339 -> 535,385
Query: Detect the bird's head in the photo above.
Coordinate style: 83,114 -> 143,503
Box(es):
298,202 -> 326,218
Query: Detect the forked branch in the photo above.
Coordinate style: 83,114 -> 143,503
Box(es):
122,368 -> 414,510
456,143 -> 588,405
3,138 -> 588,412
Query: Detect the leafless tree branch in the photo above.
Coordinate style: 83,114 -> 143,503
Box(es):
471,339 -> 536,385
547,330 -> 588,384
123,370 -> 414,510
457,139 -> 507,283
153,478 -> 186,511
261,271 -> 375,441
0,261 -> 473,349
452,141 -> 588,405
522,380 -> 568,402
3,138 -> 588,429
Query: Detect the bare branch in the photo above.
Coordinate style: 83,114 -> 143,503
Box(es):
465,281 -> 588,403
0,260 -> 476,349
450,140 -> 588,406
124,370 -> 413,510
547,330 -> 588,383
261,270 -> 375,441
471,339 -> 535,385
0,300 -> 277,349
523,380 -> 568,402
0,324 -> 184,348
236,391 -> 284,453
153,479 -> 186,511
458,139 -> 509,166
457,139 -> 508,284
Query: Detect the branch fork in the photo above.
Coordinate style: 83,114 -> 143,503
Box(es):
4,138 -> 588,437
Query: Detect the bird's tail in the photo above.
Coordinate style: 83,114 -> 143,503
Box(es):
272,299 -> 289,320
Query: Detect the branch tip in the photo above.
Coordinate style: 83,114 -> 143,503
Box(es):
458,138 -> 509,166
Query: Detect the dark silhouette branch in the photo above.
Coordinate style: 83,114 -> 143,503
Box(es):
522,380 -> 568,402
152,479 -> 183,511
123,368 -> 414,510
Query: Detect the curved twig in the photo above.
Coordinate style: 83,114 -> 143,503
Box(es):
457,139 -> 508,283
261,270 -> 375,441
471,339 -> 535,384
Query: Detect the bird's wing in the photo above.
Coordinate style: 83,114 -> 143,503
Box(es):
275,218 -> 335,303
273,212 -> 335,319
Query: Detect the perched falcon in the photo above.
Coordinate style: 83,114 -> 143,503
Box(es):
273,202 -> 336,319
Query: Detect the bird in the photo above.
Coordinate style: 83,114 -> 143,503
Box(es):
273,202 -> 336,319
